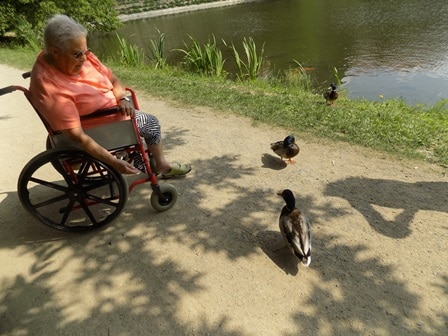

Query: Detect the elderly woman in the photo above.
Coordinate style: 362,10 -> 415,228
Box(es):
30,14 -> 191,178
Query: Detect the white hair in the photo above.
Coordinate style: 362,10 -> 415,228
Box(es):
43,15 -> 87,52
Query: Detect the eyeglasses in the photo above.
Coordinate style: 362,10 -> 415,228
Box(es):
72,48 -> 91,59
53,46 -> 91,59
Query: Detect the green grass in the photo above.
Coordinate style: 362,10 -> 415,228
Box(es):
0,47 -> 36,69
1,46 -> 447,166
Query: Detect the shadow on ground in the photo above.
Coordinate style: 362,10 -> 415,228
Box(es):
0,127 -> 447,335
325,177 -> 448,238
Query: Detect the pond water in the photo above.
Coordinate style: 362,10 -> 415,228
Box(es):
90,0 -> 448,106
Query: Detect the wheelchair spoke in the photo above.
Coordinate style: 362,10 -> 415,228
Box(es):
28,177 -> 68,192
85,193 -> 120,208
59,199 -> 75,226
79,200 -> 98,226
77,160 -> 93,180
33,193 -> 70,209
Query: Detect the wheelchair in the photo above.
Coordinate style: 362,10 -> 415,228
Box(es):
0,72 -> 178,232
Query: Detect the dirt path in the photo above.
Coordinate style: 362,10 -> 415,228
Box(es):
0,63 -> 447,336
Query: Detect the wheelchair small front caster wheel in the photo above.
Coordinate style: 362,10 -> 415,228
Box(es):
150,183 -> 178,212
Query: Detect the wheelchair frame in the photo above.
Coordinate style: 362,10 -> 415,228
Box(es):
0,72 -> 178,232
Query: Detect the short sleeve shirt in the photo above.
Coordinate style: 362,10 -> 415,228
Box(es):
29,51 -> 120,131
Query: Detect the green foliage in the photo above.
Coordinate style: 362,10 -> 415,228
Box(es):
11,16 -> 41,51
282,60 -> 313,92
0,0 -> 121,47
116,34 -> 145,67
224,37 -> 264,81
333,66 -> 342,87
149,28 -> 167,69
176,35 -> 226,78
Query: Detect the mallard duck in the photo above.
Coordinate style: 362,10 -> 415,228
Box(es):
277,189 -> 312,266
324,83 -> 338,106
270,135 -> 300,165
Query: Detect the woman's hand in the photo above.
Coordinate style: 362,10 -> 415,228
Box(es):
113,157 -> 139,174
118,99 -> 135,117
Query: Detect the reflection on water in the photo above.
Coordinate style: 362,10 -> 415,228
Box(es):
90,0 -> 448,105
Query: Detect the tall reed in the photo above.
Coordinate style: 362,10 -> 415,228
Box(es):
224,37 -> 264,81
149,29 -> 167,69
176,35 -> 226,77
282,60 -> 313,92
333,66 -> 342,87
116,33 -> 144,67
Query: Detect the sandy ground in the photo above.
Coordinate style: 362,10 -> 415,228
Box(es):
0,63 -> 447,336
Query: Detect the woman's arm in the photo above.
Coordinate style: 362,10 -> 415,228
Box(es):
110,73 -> 135,117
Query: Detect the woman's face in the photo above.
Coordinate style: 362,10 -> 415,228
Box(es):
50,36 -> 89,76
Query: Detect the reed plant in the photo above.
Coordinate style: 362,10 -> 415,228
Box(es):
149,29 -> 167,69
176,35 -> 226,77
224,37 -> 264,81
282,60 -> 313,92
333,66 -> 342,87
116,33 -> 144,67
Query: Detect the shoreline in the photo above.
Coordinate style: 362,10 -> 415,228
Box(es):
118,0 -> 259,22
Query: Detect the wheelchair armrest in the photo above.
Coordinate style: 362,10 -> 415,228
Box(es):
80,106 -> 121,121
80,94 -> 135,121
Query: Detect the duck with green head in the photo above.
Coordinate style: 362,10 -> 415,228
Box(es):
277,189 -> 312,267
270,135 -> 300,165
324,83 -> 338,106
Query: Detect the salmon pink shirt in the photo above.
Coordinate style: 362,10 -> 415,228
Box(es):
29,51 -> 122,131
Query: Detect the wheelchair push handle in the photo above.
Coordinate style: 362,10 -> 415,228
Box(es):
0,72 -> 31,96
0,86 -> 17,96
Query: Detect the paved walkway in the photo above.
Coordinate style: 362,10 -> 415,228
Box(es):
118,0 -> 258,21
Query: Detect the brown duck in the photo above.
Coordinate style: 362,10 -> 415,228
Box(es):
277,189 -> 312,267
324,83 -> 338,106
270,135 -> 300,165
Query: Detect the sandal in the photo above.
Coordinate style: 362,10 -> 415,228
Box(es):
161,163 -> 192,179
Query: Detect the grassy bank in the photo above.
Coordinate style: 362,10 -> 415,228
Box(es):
1,47 -> 447,166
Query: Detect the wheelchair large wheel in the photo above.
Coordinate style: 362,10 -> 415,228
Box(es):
150,183 -> 178,212
18,148 -> 128,232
